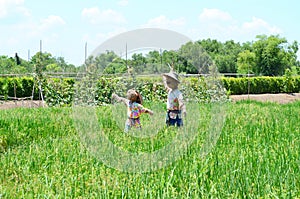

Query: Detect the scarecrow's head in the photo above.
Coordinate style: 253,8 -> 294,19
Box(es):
162,71 -> 180,90
126,89 -> 143,104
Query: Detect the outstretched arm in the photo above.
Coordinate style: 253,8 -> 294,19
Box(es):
112,93 -> 128,106
145,108 -> 154,115
138,104 -> 154,116
163,76 -> 171,92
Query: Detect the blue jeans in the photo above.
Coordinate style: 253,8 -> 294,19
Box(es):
166,110 -> 183,127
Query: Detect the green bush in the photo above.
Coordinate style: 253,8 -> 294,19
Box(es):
1,76 -> 299,106
222,76 -> 300,94
44,78 -> 75,107
0,78 -> 6,96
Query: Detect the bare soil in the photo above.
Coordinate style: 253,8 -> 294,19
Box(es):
230,93 -> 300,104
0,100 -> 47,110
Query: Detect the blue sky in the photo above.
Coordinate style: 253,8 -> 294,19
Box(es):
0,0 -> 299,66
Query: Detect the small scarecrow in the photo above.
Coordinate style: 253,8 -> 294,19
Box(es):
162,68 -> 186,127
112,89 -> 153,132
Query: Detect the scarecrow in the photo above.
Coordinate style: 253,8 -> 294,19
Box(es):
162,69 -> 186,127
112,89 -> 153,132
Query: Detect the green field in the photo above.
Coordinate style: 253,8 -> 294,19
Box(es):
0,100 -> 299,198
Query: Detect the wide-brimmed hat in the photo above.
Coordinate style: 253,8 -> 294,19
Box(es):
163,71 -> 180,83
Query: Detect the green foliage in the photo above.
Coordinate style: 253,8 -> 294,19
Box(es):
222,76 -> 300,94
0,102 -> 299,197
0,108 -> 73,152
7,78 -> 23,97
88,51 -> 119,73
179,41 -> 212,74
0,78 -> 7,96
0,77 -> 37,98
84,35 -> 299,76
253,35 -> 297,76
1,34 -> 299,76
237,50 -> 256,74
283,69 -> 295,93
0,77 -> 41,99
1,76 -> 300,106
216,40 -> 242,73
0,56 -> 17,74
44,78 -> 75,107
21,77 -> 35,97
0,52 -> 78,75
46,63 -> 63,72
103,62 -> 127,74
95,77 -> 119,105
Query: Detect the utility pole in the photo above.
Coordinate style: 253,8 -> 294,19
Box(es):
38,40 -> 44,107
85,42 -> 87,72
247,64 -> 250,100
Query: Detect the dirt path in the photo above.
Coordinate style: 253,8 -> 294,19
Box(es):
230,93 -> 300,104
0,100 -> 46,110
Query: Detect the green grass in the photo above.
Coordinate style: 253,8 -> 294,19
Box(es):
0,101 -> 299,198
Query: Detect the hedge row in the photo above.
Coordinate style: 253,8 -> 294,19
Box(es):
0,77 -> 38,98
0,77 -> 75,106
0,76 -> 299,106
222,76 -> 300,95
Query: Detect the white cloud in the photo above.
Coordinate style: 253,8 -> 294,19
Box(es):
82,7 -> 126,24
85,28 -> 126,43
83,27 -> 128,51
142,15 -> 186,29
242,17 -> 282,34
39,15 -> 66,30
2,15 -> 66,48
193,8 -> 282,42
0,0 -> 29,18
117,0 -> 128,6
199,8 -> 232,22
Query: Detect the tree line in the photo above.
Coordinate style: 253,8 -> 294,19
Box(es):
1,34 -> 299,76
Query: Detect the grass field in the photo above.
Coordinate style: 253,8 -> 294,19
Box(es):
0,100 -> 299,198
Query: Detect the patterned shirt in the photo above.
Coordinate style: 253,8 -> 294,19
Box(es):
127,101 -> 146,118
167,89 -> 183,110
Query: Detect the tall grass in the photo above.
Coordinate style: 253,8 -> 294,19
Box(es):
0,101 -> 299,198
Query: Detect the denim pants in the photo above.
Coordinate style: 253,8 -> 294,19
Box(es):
166,110 -> 183,127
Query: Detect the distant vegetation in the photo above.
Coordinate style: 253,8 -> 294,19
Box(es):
1,34 -> 299,76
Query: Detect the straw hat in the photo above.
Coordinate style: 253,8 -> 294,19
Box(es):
163,71 -> 180,83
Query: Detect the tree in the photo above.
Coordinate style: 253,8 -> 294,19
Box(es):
103,57 -> 127,74
31,52 -> 56,74
197,39 -> 243,74
55,57 -> 69,72
252,35 -> 298,76
15,53 -> 21,65
46,63 -> 63,72
197,39 -> 223,59
94,51 -> 118,73
0,56 -> 16,74
131,53 -> 146,74
11,65 -> 27,74
237,50 -> 256,75
215,40 -> 242,73
179,41 -> 213,74
159,50 -> 181,73
146,50 -> 160,73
